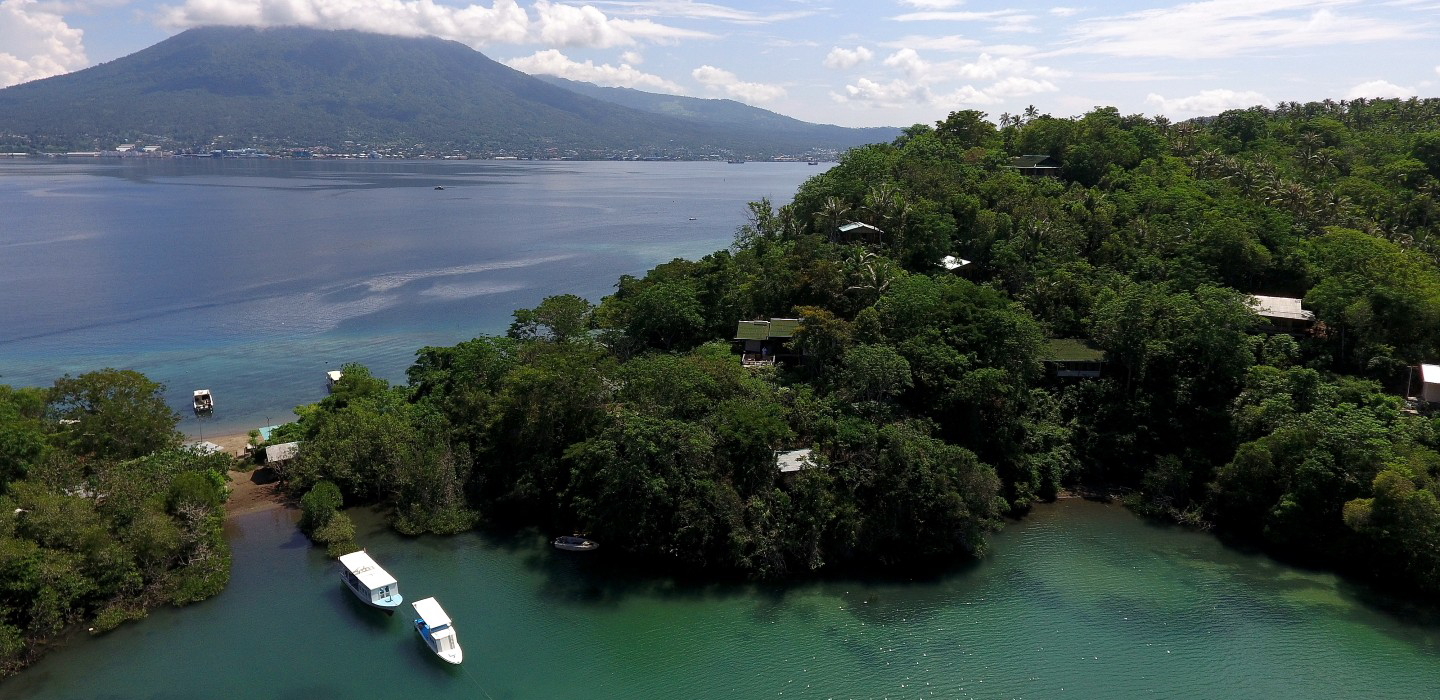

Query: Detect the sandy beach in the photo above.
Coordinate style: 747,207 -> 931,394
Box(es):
208,432 -> 292,519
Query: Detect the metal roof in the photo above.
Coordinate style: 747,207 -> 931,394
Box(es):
1045,338 -> 1105,362
339,550 -> 398,591
187,441 -> 224,455
264,441 -> 299,463
735,320 -> 770,340
838,221 -> 882,234
767,318 -> 801,337
776,448 -> 816,473
1249,295 -> 1314,321
1009,154 -> 1059,168
941,255 -> 971,271
412,597 -> 452,629
1422,364 -> 1440,385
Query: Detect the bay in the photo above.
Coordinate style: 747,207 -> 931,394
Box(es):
0,158 -> 821,435
6,499 -> 1438,699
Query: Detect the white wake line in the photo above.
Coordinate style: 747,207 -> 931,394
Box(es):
359,253 -> 578,293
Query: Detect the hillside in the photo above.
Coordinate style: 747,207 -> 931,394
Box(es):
538,75 -> 898,148
0,26 -> 895,157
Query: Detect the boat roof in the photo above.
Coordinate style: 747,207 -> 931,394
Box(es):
326,370 -> 343,381
339,550 -> 397,590
194,389 -> 211,396
413,597 -> 452,628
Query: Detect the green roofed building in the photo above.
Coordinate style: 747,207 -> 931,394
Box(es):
734,318 -> 803,366
1044,338 -> 1105,378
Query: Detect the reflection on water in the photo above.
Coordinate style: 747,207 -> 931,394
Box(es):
8,499 -> 1436,700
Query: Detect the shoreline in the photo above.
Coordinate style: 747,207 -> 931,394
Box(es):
206,431 -> 293,519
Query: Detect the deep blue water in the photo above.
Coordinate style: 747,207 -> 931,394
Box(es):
0,159 -> 824,435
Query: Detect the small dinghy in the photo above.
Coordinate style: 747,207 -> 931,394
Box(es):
412,597 -> 463,664
552,535 -> 599,552
338,550 -> 403,610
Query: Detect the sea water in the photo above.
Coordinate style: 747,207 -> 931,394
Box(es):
0,158 -> 822,435
5,499 -> 1437,699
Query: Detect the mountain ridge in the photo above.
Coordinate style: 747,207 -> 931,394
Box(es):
0,26 -> 899,157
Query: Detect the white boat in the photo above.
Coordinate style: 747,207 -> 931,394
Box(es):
552,535 -> 599,552
325,370 -> 343,392
412,597 -> 463,664
338,550 -> 403,610
192,389 -> 213,413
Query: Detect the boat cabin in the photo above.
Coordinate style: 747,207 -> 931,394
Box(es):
413,597 -> 462,664
193,389 -> 214,413
338,550 -> 402,608
326,370 -> 344,392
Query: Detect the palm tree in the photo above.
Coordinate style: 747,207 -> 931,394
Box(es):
815,196 -> 851,243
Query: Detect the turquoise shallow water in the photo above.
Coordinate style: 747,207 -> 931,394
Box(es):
0,159 -> 821,435
7,499 -> 1438,699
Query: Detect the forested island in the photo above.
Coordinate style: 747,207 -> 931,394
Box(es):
5,96 -> 1440,676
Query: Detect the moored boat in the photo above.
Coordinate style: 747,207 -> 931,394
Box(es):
552,535 -> 599,552
412,597 -> 462,664
338,550 -> 403,610
192,389 -> 213,413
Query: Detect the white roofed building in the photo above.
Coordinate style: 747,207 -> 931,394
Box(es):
1420,365 -> 1440,403
1249,295 -> 1315,334
776,448 -> 817,474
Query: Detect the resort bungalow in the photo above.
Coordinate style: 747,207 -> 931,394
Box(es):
1416,365 -> 1440,404
1007,155 -> 1061,177
1249,295 -> 1314,334
836,221 -> 884,244
264,441 -> 299,467
1044,338 -> 1106,379
735,318 -> 801,366
776,448 -> 817,475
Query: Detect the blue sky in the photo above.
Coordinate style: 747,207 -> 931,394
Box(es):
2,0 -> 1438,127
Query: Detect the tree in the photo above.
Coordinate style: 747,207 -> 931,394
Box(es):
48,369 -> 180,461
508,294 -> 595,343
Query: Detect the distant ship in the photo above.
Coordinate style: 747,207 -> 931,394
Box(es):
339,550 -> 403,610
727,159 -> 745,164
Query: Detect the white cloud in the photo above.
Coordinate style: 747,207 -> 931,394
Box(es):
1145,88 -> 1272,115
894,9 -> 1025,22
883,48 -> 930,79
1434,64 -> 1440,76
824,45 -> 872,70
691,64 -> 785,103
898,0 -> 967,8
506,49 -> 683,92
930,84 -> 997,106
1064,1 -> 1421,60
620,50 -> 642,64
158,0 -> 712,49
586,1 -> 814,24
832,77 -> 931,108
1050,6 -> 1079,17
1346,79 -> 1415,99
986,75 -> 1058,97
0,0 -> 88,88
878,34 -> 980,52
